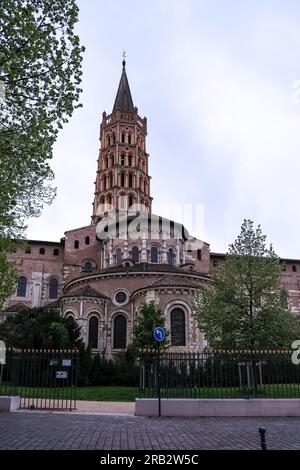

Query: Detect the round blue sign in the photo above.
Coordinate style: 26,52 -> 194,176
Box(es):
153,327 -> 166,342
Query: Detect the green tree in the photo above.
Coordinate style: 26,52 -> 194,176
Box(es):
195,219 -> 300,349
0,307 -> 83,349
130,301 -> 169,352
0,0 -> 84,307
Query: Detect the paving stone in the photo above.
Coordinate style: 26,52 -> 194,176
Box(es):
0,412 -> 299,450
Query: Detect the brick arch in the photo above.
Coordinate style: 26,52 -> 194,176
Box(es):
62,307 -> 78,319
85,308 -> 103,321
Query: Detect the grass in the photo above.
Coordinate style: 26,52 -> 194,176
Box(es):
0,385 -> 139,402
1,384 -> 299,401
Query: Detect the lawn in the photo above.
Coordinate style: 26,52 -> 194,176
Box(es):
1,384 -> 299,401
76,386 -> 139,401
0,385 -> 139,402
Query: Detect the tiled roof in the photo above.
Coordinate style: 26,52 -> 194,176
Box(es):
148,274 -> 201,290
2,303 -> 29,313
62,284 -> 108,299
44,300 -> 61,309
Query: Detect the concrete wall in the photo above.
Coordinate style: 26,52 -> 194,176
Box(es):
135,398 -> 300,417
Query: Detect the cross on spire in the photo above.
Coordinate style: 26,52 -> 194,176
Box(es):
122,50 -> 126,69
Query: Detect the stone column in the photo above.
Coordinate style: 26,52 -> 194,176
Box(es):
108,239 -> 114,266
123,239 -> 129,259
141,234 -> 147,262
162,239 -> 167,263
176,236 -> 180,265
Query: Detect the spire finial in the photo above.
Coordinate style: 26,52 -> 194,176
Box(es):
122,50 -> 126,69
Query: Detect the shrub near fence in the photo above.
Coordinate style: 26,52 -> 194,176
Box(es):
139,350 -> 300,399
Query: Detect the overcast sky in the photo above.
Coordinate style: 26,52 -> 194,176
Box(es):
26,0 -> 300,259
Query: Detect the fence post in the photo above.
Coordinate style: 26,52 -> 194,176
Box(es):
258,427 -> 267,450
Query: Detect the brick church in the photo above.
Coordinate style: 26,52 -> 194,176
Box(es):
3,60 -> 300,358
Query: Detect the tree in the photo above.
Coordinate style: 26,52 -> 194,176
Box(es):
0,0 -> 84,237
130,301 -> 169,353
0,0 -> 84,307
0,307 -> 83,349
195,219 -> 300,349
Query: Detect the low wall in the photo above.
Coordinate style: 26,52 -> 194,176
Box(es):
135,398 -> 300,417
0,396 -> 20,412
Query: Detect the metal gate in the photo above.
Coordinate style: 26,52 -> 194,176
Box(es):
0,348 -> 78,410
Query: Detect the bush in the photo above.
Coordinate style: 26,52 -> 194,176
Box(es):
88,353 -> 139,386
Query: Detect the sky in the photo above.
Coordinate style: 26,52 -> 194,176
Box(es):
26,0 -> 300,259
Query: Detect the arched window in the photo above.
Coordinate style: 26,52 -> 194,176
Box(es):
88,316 -> 99,349
150,246 -> 158,263
113,314 -> 127,349
128,134 -> 132,144
39,247 -> 45,255
128,174 -> 133,188
167,248 -> 175,265
113,133 -> 116,144
121,154 -> 125,165
116,248 -> 123,266
53,248 -> 59,256
85,236 -> 90,245
110,173 -> 114,187
121,133 -> 125,143
107,136 -> 110,146
132,246 -> 140,263
49,278 -> 59,299
171,308 -> 186,346
83,261 -> 93,272
128,195 -> 134,208
119,194 -> 127,210
17,276 -> 27,297
128,155 -> 132,166
74,240 -> 79,249
121,173 -> 125,186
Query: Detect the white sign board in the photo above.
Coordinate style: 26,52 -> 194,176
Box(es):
62,359 -> 72,367
56,371 -> 68,379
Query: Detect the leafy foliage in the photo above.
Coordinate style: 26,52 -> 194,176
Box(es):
195,219 -> 300,349
130,301 -> 169,352
0,0 -> 84,309
89,354 -> 139,386
0,306 -> 84,349
0,0 -> 84,237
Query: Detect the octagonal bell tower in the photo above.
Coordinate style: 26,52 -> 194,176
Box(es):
92,58 -> 152,223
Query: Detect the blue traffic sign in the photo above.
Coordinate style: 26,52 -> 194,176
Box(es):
153,327 -> 166,342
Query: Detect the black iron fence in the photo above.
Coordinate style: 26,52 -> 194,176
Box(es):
139,350 -> 300,399
0,348 -> 78,410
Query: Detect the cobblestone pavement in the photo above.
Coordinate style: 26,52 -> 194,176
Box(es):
0,412 -> 299,450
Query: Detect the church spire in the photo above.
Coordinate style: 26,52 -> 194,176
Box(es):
92,58 -> 151,224
112,54 -> 135,113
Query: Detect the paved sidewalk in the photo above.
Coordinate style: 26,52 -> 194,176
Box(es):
0,412 -> 300,449
75,400 -> 134,414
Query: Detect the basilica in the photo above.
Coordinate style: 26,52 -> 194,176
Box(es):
3,60 -> 300,358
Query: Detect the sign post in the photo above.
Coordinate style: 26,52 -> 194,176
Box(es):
153,327 -> 165,417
